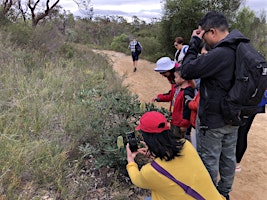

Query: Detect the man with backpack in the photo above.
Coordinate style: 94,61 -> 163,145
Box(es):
128,36 -> 142,72
180,11 -> 250,200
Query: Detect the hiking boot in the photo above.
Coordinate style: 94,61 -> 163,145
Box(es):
133,67 -> 137,72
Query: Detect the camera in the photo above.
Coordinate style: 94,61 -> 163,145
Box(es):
126,131 -> 138,152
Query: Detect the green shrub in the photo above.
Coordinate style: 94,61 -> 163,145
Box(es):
110,33 -> 129,52
6,22 -> 32,47
78,87 -> 169,173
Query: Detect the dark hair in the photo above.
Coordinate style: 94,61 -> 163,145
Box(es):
141,130 -> 185,161
198,11 -> 229,31
174,37 -> 184,44
175,66 -> 181,75
167,67 -> 176,84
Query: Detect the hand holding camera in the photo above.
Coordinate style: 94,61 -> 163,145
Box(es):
126,131 -> 139,152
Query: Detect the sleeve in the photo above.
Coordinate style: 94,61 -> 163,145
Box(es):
126,162 -> 152,189
156,84 -> 175,102
181,36 -> 234,80
157,90 -> 172,102
188,91 -> 200,111
183,87 -> 195,120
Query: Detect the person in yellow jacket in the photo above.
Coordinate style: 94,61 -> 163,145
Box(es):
126,111 -> 225,200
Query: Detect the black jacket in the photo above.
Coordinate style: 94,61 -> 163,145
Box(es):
180,29 -> 249,129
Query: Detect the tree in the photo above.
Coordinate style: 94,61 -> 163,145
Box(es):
160,0 -> 243,56
231,7 -> 267,55
73,0 -> 93,20
27,0 -> 60,27
0,0 -> 14,24
17,0 -> 28,22
201,0 -> 243,23
160,0 -> 203,55
0,0 -> 13,15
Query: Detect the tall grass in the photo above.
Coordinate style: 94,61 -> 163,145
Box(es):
0,26 -> 169,198
0,36 -> 128,199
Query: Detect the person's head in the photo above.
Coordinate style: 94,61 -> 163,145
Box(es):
135,111 -> 184,161
154,57 -> 176,83
174,37 -> 184,50
198,11 -> 229,47
174,67 -> 186,86
198,40 -> 211,54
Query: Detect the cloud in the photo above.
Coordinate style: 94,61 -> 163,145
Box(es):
244,0 -> 267,12
60,0 -> 267,22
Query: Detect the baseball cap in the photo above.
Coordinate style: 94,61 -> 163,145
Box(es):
154,57 -> 175,72
135,111 -> 170,133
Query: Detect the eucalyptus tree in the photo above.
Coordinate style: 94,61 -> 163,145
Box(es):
27,0 -> 60,27
231,7 -> 267,55
159,0 -> 243,56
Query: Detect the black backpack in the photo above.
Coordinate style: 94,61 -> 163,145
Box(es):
135,42 -> 142,55
221,41 -> 267,126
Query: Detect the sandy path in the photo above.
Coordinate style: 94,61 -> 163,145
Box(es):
94,50 -> 267,200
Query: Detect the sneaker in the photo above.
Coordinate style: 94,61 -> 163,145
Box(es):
133,67 -> 137,72
235,163 -> 241,172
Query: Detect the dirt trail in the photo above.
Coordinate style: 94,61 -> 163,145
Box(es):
94,50 -> 267,200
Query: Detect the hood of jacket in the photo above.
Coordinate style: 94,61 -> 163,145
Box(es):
214,29 -> 250,49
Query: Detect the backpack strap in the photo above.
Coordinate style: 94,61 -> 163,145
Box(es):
151,161 -> 205,200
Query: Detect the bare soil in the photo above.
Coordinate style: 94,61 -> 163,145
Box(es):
94,50 -> 267,200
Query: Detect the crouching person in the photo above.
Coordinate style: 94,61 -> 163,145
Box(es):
126,111 -> 225,200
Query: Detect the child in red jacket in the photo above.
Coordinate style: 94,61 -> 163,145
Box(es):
170,67 -> 195,138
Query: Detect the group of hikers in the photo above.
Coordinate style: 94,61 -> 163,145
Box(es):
126,11 -> 267,200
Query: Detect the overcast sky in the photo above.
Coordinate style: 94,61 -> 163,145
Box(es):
59,0 -> 267,22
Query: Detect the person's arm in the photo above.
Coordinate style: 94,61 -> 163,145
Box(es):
188,91 -> 200,111
154,84 -> 175,102
126,144 -> 152,189
181,39 -> 234,80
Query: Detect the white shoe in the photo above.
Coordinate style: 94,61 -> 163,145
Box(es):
235,163 -> 241,172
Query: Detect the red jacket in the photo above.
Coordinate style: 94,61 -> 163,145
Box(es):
157,84 -> 194,128
156,84 -> 176,112
188,91 -> 200,128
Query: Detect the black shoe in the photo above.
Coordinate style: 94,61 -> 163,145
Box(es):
133,67 -> 137,72
224,194 -> 230,200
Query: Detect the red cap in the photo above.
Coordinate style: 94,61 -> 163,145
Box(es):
135,111 -> 170,133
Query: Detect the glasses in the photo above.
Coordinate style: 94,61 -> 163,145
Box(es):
203,29 -> 211,38
160,71 -> 168,77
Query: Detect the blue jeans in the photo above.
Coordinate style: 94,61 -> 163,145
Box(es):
145,197 -> 151,200
196,125 -> 238,197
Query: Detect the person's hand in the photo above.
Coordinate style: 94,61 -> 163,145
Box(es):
126,143 -> 139,163
191,29 -> 205,39
180,127 -> 187,132
151,97 -> 156,102
151,97 -> 159,102
137,141 -> 155,159
137,141 -> 149,156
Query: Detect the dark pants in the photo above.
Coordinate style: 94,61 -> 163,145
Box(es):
235,114 -> 256,163
131,52 -> 139,61
236,105 -> 265,163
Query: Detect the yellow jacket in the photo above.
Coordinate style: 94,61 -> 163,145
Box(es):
126,141 -> 225,200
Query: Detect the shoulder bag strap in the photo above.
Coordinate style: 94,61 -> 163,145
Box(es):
151,161 -> 205,200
